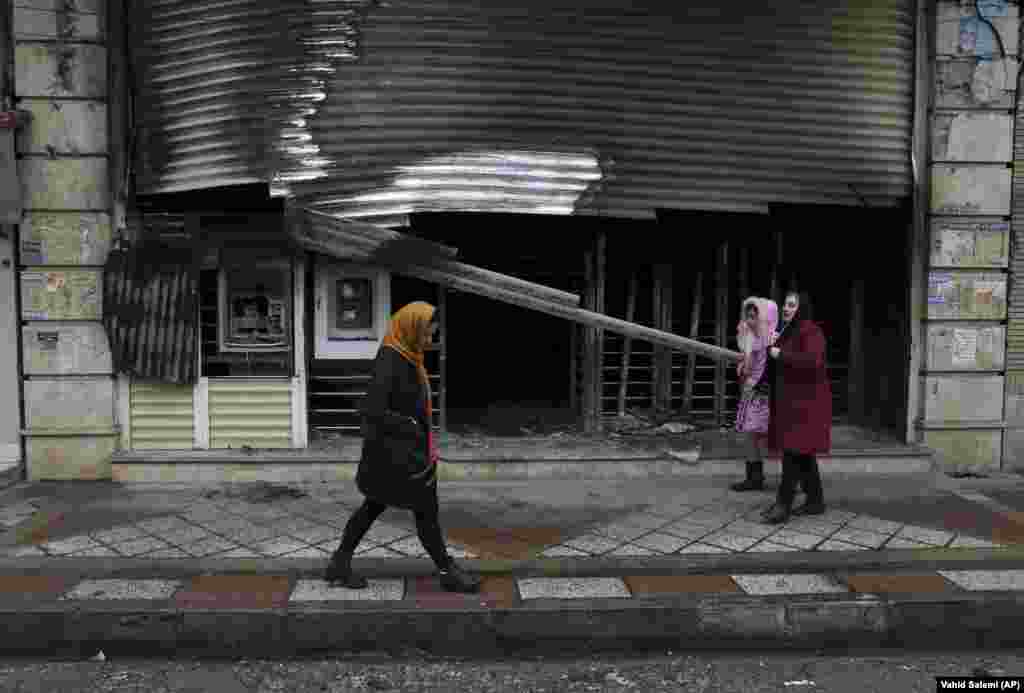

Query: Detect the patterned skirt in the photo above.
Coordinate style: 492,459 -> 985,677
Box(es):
734,386 -> 770,434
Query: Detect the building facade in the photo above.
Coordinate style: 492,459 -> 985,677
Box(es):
2,0 -> 1020,479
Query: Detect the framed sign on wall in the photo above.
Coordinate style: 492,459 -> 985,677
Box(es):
314,259 -> 390,360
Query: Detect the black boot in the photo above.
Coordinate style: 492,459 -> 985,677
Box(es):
762,503 -> 790,525
438,558 -> 481,593
324,549 -> 368,589
730,461 -> 765,492
791,454 -> 825,516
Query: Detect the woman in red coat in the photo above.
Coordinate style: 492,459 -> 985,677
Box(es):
762,291 -> 832,525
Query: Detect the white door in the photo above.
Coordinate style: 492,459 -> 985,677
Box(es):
0,232 -> 20,468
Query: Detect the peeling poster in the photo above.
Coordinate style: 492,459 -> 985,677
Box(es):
952,328 -> 978,367
973,279 -> 1006,306
22,271 -> 99,320
929,273 -> 954,305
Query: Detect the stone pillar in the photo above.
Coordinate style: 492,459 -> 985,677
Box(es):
923,0 -> 1017,474
13,1 -> 116,480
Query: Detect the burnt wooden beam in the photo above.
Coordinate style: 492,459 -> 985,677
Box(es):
297,229 -> 743,364
296,208 -> 581,308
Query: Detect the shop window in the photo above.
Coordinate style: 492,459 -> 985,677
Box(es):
200,253 -> 294,377
314,260 -> 390,360
219,262 -> 291,351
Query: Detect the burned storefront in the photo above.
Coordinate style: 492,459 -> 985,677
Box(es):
15,0 -> 970,481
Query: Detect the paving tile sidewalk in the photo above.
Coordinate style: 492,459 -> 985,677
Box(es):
0,475 -> 1018,565
0,473 -> 1019,653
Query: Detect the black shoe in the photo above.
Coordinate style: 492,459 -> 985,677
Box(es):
730,461 -> 765,492
791,501 -> 826,517
438,561 -> 481,593
324,551 -> 368,589
730,477 -> 766,492
762,504 -> 790,525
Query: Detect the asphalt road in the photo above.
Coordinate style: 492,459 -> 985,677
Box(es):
1,650 -> 1023,692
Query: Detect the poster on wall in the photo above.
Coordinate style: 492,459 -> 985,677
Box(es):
928,272 -> 955,305
975,222 -> 1010,266
21,271 -> 100,320
932,225 -> 976,266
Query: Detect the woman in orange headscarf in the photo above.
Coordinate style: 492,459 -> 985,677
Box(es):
325,302 -> 480,593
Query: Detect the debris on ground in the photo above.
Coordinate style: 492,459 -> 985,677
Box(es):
666,448 -> 701,464
952,471 -> 989,479
655,422 -> 697,434
203,483 -> 309,503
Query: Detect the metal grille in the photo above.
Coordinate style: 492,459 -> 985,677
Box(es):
133,0 -> 915,225
102,237 -> 200,385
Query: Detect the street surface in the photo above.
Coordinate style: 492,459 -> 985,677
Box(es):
0,651 -> 1022,692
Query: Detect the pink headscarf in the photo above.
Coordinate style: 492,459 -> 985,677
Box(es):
736,296 -> 778,378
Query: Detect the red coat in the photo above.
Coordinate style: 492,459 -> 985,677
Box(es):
768,319 -> 832,455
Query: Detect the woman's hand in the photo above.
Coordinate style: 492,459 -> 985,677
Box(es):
769,347 -> 780,359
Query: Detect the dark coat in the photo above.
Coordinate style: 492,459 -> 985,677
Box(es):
355,347 -> 436,510
768,319 -> 832,456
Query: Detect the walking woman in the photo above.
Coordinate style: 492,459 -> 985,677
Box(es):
324,301 -> 481,593
730,297 -> 778,492
762,291 -> 832,525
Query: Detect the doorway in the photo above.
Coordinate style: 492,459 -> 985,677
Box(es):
409,212 -> 581,435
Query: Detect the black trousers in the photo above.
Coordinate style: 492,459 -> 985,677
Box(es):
777,450 -> 824,508
333,488 -> 450,569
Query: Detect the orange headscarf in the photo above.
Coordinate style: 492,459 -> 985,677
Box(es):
382,301 -> 435,388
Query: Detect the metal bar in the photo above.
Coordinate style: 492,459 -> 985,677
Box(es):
682,270 -> 704,416
582,246 -> 597,433
569,308 -> 578,414
439,286 -> 448,434
848,278 -> 866,424
594,231 -> 606,427
738,245 -> 749,307
651,267 -> 662,412
770,230 -> 783,301
658,264 -> 674,413
617,273 -> 637,416
714,242 -> 729,428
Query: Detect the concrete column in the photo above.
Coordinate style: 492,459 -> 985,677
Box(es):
923,0 -> 1018,474
13,1 -> 116,480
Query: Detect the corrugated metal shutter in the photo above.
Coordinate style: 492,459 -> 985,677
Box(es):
102,238 -> 200,384
133,0 -> 915,226
130,382 -> 195,449
208,380 -> 292,448
130,0 -> 372,195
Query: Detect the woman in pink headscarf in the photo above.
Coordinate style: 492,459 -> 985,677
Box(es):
729,296 -> 778,493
